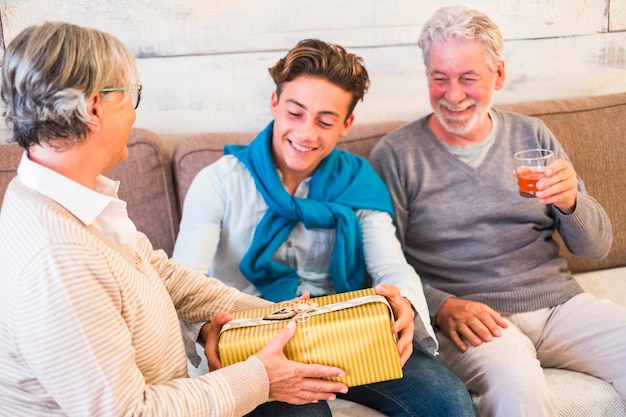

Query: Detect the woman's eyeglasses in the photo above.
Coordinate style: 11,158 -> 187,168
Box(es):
100,84 -> 142,109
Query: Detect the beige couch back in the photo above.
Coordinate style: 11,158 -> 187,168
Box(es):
171,120 -> 406,208
496,93 -> 626,273
0,129 -> 180,256
172,93 -> 626,274
1,93 -> 625,272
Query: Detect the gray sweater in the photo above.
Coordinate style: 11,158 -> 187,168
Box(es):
370,110 -> 612,316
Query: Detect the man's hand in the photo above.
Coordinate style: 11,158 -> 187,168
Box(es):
536,159 -> 578,213
202,312 -> 232,371
374,284 -> 414,365
255,320 -> 349,404
289,291 -> 311,302
435,298 -> 508,352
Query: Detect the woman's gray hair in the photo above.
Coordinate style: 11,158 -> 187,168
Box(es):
1,22 -> 139,149
418,5 -> 503,71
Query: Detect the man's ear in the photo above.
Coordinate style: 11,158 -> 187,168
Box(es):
495,61 -> 506,91
86,93 -> 103,133
340,113 -> 355,137
270,90 -> 279,117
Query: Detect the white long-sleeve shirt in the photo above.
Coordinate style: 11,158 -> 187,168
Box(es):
173,154 -> 437,357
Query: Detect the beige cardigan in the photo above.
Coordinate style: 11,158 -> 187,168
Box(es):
0,178 -> 271,417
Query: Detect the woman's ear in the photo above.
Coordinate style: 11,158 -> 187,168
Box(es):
86,93 -> 102,132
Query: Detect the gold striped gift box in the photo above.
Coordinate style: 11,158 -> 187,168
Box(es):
218,288 -> 403,387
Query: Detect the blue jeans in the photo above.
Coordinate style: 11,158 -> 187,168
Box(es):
246,349 -> 475,417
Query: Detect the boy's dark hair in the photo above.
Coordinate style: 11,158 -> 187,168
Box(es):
269,39 -> 369,118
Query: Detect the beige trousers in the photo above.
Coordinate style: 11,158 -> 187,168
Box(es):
436,293 -> 626,417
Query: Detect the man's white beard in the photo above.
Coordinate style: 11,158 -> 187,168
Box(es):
434,97 -> 492,136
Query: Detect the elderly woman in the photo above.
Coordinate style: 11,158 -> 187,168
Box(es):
0,22 -> 349,416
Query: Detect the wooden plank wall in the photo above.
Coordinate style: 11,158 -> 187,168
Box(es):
1,0 -> 625,147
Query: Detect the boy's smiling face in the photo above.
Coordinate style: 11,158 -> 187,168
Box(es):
270,75 -> 354,192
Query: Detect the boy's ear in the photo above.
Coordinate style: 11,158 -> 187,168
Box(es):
270,90 -> 279,117
340,113 -> 355,137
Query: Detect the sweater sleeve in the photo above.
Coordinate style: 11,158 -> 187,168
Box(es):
13,243 -> 270,417
359,209 -> 438,354
540,118 -> 613,260
553,192 -> 613,259
370,136 -> 454,315
370,139 -> 411,248
172,162 -> 225,275
151,237 -> 271,368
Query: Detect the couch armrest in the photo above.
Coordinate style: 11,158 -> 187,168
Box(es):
0,143 -> 23,208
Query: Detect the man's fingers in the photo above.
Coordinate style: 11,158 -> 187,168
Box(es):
396,335 -> 413,365
449,331 -> 468,353
205,312 -> 233,371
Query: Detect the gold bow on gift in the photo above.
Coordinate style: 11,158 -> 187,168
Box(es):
263,301 -> 320,320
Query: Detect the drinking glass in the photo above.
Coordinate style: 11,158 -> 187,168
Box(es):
514,149 -> 555,198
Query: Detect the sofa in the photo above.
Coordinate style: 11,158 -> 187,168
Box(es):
1,92 -> 625,416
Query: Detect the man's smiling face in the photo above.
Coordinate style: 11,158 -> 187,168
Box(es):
270,75 -> 354,192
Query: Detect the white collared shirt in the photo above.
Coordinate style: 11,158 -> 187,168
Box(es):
17,152 -> 138,252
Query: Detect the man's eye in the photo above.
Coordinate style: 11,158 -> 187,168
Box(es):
288,111 -> 301,118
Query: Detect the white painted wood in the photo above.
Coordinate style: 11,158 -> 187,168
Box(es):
0,0 -> 625,142
130,31 -> 626,135
610,0 -> 626,31
0,0 -> 609,55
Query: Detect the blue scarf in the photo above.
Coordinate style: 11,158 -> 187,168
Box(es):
225,121 -> 394,302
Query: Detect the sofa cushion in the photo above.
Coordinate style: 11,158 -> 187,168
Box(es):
330,367 -> 626,417
574,266 -> 626,308
1,129 -> 179,257
0,142 -> 22,209
496,92 -> 626,273
105,128 -> 179,256
172,120 -> 408,210
335,120 -> 408,159
172,132 -> 255,210
544,368 -> 626,417
0,129 -> 178,256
